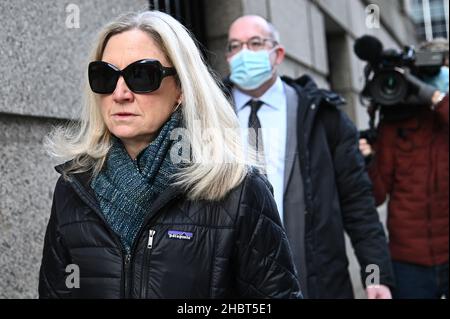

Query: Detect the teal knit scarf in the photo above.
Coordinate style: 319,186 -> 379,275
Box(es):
90,111 -> 181,253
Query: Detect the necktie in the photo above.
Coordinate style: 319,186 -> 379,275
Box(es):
247,100 -> 266,173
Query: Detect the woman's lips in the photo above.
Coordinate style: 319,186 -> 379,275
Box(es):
112,113 -> 137,119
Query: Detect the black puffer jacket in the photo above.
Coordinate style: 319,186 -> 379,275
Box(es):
282,75 -> 395,298
223,75 -> 395,298
39,163 -> 302,299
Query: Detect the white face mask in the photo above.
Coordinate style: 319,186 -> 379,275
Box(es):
229,49 -> 275,90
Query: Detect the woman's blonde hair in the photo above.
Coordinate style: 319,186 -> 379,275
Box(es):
45,10 -> 254,201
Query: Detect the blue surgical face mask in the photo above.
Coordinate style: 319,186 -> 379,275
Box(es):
423,66 -> 449,94
229,49 -> 275,90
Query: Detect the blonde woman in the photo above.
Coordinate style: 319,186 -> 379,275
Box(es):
38,11 -> 301,299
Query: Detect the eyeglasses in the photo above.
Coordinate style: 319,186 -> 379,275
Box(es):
226,36 -> 278,55
88,59 -> 177,94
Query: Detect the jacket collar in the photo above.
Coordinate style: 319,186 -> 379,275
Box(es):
280,75 -> 346,108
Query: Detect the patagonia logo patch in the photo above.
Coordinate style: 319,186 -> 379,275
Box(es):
168,230 -> 193,241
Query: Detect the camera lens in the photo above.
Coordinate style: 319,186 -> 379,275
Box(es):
369,70 -> 408,106
382,75 -> 398,95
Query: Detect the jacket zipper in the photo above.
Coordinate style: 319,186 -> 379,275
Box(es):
124,253 -> 132,297
140,229 -> 156,298
148,229 -> 156,249
125,189 -> 181,297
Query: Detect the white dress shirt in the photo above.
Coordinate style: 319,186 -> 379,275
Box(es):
233,77 -> 287,222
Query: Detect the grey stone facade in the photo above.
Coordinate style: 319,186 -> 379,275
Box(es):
0,0 -> 416,298
0,0 -> 148,298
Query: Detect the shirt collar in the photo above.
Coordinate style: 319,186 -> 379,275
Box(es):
233,77 -> 285,111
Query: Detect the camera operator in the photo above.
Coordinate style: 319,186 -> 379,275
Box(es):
357,38 -> 448,299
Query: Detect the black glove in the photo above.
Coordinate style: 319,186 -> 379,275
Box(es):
402,69 -> 437,106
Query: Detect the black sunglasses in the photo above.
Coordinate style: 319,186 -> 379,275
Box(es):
88,59 -> 177,94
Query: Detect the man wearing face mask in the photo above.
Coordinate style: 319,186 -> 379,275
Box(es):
223,15 -> 395,299
359,39 -> 449,299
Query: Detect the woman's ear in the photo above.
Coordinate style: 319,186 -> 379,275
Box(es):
173,94 -> 183,113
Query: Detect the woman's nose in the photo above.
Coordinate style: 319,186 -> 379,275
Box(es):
112,77 -> 134,103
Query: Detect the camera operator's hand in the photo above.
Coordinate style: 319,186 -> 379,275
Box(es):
366,284 -> 392,299
359,138 -> 373,157
402,69 -> 439,107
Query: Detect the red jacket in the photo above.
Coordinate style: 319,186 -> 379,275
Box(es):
368,95 -> 449,266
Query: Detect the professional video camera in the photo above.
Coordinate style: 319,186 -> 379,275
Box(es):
354,35 -> 446,107
354,35 -> 447,143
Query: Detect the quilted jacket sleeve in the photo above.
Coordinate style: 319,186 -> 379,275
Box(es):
332,110 -> 395,289
232,171 -> 303,299
38,177 -> 73,298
